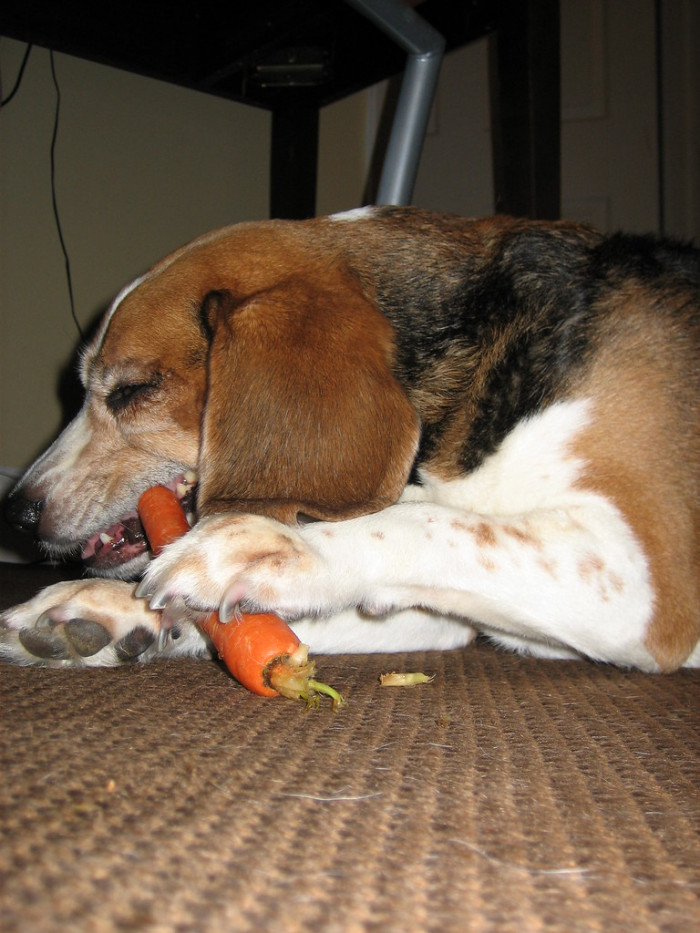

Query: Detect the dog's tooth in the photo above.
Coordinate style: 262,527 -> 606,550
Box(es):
186,512 -> 195,527
176,483 -> 188,498
184,470 -> 198,484
100,533 -> 114,545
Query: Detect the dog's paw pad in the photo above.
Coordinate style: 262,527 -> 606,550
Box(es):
16,616 -> 116,661
64,618 -> 113,657
18,626 -> 72,660
114,626 -> 155,660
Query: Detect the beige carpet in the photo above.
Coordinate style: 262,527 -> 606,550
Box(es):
1,563 -> 699,932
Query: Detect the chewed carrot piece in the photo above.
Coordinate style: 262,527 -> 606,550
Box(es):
197,611 -> 311,699
137,485 -> 343,708
379,671 -> 435,687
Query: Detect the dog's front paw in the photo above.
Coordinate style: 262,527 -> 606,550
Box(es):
0,579 -> 207,666
137,514 -> 329,621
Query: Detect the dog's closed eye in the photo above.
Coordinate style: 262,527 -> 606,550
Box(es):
106,380 -> 160,413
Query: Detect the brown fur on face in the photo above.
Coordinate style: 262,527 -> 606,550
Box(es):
43,220 -> 421,541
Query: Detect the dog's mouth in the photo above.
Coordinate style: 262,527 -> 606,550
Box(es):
81,472 -> 198,571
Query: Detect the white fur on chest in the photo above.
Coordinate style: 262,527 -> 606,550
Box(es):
404,397 -> 594,514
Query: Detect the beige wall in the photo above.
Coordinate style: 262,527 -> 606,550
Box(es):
559,0 -> 659,232
660,0 -> 700,240
378,0 -> 698,238
317,91 -> 368,216
0,39 -> 271,469
412,38 -> 494,217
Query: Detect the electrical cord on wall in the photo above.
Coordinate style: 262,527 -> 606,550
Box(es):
49,50 -> 83,340
1,43 -> 84,340
0,42 -> 33,107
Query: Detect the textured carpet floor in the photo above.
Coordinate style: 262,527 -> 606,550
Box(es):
1,563 -> 699,932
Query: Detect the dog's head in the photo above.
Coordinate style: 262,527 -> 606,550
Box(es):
6,219 -> 419,577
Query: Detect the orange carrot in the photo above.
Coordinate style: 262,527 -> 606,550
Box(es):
137,485 -> 343,708
196,611 -> 313,699
138,484 -> 191,550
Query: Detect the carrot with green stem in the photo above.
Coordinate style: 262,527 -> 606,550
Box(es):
137,485 -> 343,709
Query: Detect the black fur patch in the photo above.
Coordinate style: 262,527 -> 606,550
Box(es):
364,213 -> 699,476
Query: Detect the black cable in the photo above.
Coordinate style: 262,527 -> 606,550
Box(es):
49,50 -> 84,341
0,43 -> 33,108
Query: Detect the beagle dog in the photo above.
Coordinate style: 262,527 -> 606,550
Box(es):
2,206 -> 699,672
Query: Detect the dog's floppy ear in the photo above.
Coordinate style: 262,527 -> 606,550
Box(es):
196,270 -> 419,524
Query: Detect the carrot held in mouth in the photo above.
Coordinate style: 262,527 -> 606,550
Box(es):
137,485 -> 343,708
138,484 -> 192,547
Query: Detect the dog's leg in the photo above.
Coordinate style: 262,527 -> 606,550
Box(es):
138,499 -> 664,670
0,579 -> 209,666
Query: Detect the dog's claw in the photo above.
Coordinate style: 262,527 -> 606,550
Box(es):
134,577 -> 154,600
148,590 -> 170,611
158,598 -> 190,650
218,599 -> 237,625
35,611 -> 56,630
156,624 -> 171,651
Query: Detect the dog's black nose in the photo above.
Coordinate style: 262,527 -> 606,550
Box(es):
4,493 -> 45,535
